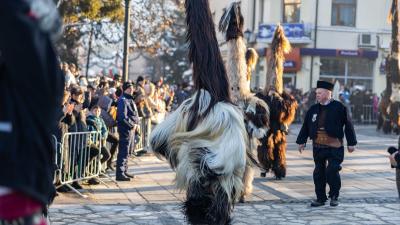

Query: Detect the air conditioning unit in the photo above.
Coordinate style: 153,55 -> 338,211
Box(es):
358,33 -> 376,47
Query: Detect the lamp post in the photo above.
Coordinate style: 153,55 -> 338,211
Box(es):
123,0 -> 131,82
85,22 -> 102,80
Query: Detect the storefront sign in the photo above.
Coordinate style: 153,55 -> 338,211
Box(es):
300,48 -> 378,60
257,23 -> 311,44
337,50 -> 360,57
284,61 -> 296,68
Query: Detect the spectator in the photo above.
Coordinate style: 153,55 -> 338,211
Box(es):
97,95 -> 119,171
116,82 -> 139,181
86,105 -> 111,183
55,91 -> 75,192
174,83 -> 190,108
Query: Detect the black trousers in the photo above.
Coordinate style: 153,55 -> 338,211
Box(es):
106,133 -> 119,164
313,146 -> 344,201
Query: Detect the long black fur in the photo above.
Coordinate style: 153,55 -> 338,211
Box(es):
185,0 -> 232,130
180,1 -> 238,223
183,148 -> 233,225
218,2 -> 244,41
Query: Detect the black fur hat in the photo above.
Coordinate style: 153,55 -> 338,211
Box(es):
317,80 -> 334,91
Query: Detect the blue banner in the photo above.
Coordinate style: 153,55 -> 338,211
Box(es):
258,23 -> 310,43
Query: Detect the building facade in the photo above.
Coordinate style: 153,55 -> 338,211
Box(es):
210,0 -> 392,94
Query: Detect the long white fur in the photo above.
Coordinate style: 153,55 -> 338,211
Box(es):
227,37 -> 251,103
150,89 -> 248,202
225,34 -> 270,202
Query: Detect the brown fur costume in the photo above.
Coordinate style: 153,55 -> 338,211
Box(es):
256,25 -> 298,179
256,91 -> 297,179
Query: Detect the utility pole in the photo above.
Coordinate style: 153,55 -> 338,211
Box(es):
85,23 -> 94,80
123,0 -> 131,82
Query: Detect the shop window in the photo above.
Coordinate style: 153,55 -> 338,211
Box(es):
320,58 -> 346,76
320,57 -> 373,90
347,58 -> 374,77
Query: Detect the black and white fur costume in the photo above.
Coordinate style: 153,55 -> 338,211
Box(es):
218,2 -> 270,202
150,0 -> 248,224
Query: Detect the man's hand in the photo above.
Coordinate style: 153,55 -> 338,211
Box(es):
298,144 -> 305,154
347,146 -> 355,153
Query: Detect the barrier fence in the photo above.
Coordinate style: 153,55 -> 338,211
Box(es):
53,118 -> 152,197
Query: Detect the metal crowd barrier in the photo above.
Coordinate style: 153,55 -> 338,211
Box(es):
54,131 -> 102,197
52,135 -> 60,185
53,118 -> 153,197
128,118 -> 152,156
349,104 -> 378,124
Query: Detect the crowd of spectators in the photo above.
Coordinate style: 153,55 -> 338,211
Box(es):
55,62 -> 194,191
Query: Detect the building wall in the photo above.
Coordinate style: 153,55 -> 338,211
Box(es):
209,0 -> 392,95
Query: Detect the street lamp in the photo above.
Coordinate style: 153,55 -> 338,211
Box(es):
85,22 -> 102,79
122,0 -> 131,82
244,29 -> 252,44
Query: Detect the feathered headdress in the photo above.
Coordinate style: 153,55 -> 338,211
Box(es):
265,25 -> 291,95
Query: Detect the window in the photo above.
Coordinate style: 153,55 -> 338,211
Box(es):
283,0 -> 301,23
320,58 -> 346,76
331,0 -> 356,27
347,58 -> 374,77
320,57 -> 373,90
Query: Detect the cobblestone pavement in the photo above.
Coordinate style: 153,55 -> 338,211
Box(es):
50,200 -> 400,225
50,125 -> 400,224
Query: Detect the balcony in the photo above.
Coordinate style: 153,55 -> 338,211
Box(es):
257,23 -> 312,44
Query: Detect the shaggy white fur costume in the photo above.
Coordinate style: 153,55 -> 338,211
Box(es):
220,2 -> 270,202
150,89 -> 248,223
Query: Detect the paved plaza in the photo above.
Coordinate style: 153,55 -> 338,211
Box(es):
50,125 -> 400,225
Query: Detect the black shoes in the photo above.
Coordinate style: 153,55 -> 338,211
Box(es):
71,181 -> 83,190
88,178 -> 100,185
124,172 -> 135,178
116,174 -> 131,181
260,172 -> 266,177
330,197 -> 339,207
310,199 -> 325,207
56,185 -> 71,193
310,198 -> 339,207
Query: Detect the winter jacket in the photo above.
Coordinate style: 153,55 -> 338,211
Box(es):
86,115 -> 108,141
